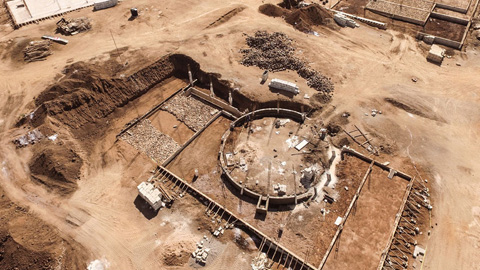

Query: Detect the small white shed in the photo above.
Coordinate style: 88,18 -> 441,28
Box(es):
427,45 -> 445,64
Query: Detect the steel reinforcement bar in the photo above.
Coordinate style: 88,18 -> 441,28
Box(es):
156,165 -> 317,270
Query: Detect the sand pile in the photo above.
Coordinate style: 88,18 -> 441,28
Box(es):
29,141 -> 83,195
258,4 -> 287,17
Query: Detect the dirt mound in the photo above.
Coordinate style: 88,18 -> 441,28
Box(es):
385,97 -> 446,123
161,241 -> 195,266
29,141 -> 83,195
258,4 -> 287,17
285,4 -> 334,32
206,6 -> 246,28
0,187 -> 87,270
34,55 -> 175,129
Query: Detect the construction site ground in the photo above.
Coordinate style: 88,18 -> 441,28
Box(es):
334,0 -> 472,42
0,0 -> 480,269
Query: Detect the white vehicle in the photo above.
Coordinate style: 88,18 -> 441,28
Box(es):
268,79 -> 299,95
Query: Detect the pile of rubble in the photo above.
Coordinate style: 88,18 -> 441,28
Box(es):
192,237 -> 210,265
13,129 -> 44,147
251,252 -> 269,270
120,119 -> 180,163
161,95 -> 218,131
56,17 -> 91,35
23,40 -> 52,62
240,31 -> 334,96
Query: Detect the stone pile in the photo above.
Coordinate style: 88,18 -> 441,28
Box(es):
240,31 -> 334,96
120,119 -> 180,163
161,95 -> 218,132
23,40 -> 52,62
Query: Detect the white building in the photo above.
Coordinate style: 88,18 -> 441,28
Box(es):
137,182 -> 163,210
427,45 -> 446,64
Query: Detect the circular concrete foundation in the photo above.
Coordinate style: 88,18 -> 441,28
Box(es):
219,108 -> 325,205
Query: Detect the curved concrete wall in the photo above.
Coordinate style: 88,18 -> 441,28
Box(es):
219,108 -> 314,205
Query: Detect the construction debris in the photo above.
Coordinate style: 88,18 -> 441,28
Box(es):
56,17 -> 92,35
334,13 -> 359,28
161,94 -> 218,132
13,129 -> 45,147
120,119 -> 180,163
273,183 -> 287,196
192,239 -> 210,265
251,252 -> 269,270
23,40 -> 52,62
240,31 -> 334,97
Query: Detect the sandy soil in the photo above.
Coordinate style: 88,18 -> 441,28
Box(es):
0,0 -> 479,269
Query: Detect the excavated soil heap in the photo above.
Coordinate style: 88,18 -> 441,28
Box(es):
258,3 -> 287,17
0,187 -> 87,269
34,56 -> 175,129
285,4 -> 335,32
259,3 -> 335,32
29,142 -> 83,195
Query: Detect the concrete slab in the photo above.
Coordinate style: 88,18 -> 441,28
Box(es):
6,0 -> 96,26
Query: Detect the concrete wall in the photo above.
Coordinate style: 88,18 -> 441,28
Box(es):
435,2 -> 469,14
187,87 -> 242,117
417,32 -> 463,49
430,12 -> 469,25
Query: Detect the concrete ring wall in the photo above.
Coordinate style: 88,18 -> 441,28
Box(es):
218,108 -> 315,205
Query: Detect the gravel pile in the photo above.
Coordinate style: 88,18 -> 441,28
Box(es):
120,119 -> 180,163
240,31 -> 334,96
161,95 -> 218,132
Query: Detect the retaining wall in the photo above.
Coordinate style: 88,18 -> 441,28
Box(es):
430,12 -> 469,25
435,2 -> 469,13
417,32 -> 463,49
186,87 -> 242,117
